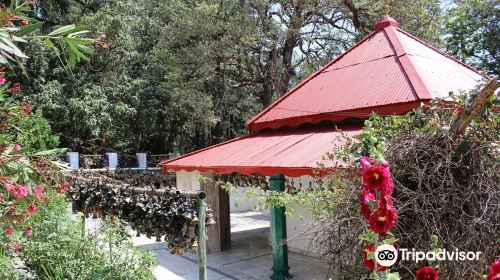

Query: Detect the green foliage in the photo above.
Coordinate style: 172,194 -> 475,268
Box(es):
23,194 -> 157,280
15,0 -> 447,154
443,0 -> 499,75
9,110 -> 59,150
0,252 -> 20,280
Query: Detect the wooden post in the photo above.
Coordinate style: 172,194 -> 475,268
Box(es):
200,175 -> 231,252
197,194 -> 208,280
269,174 -> 290,280
450,78 -> 499,140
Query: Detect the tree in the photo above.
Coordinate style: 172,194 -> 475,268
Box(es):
17,0 -> 445,154
443,0 -> 499,75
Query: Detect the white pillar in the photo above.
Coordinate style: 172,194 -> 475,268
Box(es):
136,153 -> 147,169
67,152 -> 79,170
106,153 -> 118,169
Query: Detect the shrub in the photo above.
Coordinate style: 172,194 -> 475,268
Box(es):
23,193 -> 157,280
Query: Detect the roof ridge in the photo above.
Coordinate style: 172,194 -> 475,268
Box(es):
383,26 -> 432,100
246,29 -> 380,129
396,28 -> 483,75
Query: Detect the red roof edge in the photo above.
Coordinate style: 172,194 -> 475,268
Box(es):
246,29 -> 380,129
248,100 -> 422,133
161,165 -> 335,178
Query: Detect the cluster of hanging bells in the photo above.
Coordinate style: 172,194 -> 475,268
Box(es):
68,173 -> 215,255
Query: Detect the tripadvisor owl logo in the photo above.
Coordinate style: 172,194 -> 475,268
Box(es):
374,244 -> 483,267
375,244 -> 398,267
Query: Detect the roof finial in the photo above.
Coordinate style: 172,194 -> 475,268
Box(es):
384,0 -> 390,16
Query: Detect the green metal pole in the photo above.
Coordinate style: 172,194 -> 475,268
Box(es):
269,174 -> 290,280
197,196 -> 207,280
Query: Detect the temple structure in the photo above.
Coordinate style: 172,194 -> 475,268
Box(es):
161,16 -> 483,280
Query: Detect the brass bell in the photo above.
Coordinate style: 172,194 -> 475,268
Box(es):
190,239 -> 198,250
190,215 -> 199,224
206,213 -> 216,225
260,181 -> 269,191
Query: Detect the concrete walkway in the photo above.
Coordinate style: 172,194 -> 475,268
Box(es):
133,211 -> 332,280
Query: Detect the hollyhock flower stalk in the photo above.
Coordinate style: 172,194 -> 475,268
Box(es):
359,156 -> 399,277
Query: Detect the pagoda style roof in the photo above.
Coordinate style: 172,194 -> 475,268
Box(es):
247,16 -> 483,133
162,16 -> 486,177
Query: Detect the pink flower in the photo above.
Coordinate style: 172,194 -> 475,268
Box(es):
24,226 -> 32,237
363,164 -> 391,186
0,76 -> 6,85
13,144 -> 21,151
359,190 -> 376,219
7,82 -> 20,94
5,226 -> 14,236
363,165 -> 394,196
368,205 -> 398,234
416,266 -> 438,280
13,185 -> 29,199
28,204 -> 37,214
487,257 -> 500,280
34,185 -> 43,199
5,183 -> 16,193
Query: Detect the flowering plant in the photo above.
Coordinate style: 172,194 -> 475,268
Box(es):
358,156 -> 401,280
0,1 -> 92,242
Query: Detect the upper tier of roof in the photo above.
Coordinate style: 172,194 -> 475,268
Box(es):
247,16 -> 483,133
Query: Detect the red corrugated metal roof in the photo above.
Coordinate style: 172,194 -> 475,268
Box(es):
161,126 -> 361,177
160,16 -> 485,177
247,16 -> 483,133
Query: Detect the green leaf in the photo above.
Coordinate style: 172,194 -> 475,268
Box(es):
67,30 -> 91,38
64,37 -> 93,45
383,237 -> 398,245
48,24 -> 76,36
33,148 -> 67,156
66,40 -> 89,61
76,44 -> 93,54
0,37 -> 28,58
16,21 -> 44,36
8,147 -> 32,155
44,38 -> 54,49
359,230 -> 379,244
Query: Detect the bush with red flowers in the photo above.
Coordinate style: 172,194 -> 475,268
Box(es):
416,266 -> 438,280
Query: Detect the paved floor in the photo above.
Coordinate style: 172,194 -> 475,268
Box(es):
132,211 -> 332,280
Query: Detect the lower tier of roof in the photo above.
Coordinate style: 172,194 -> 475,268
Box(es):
161,126 -> 361,177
